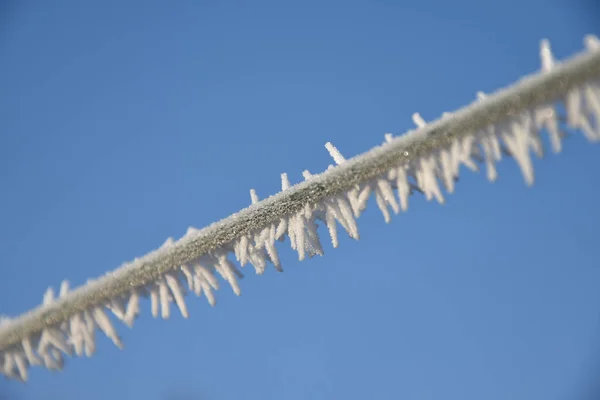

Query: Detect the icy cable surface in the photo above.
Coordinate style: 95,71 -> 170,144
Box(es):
1,36 -> 600,381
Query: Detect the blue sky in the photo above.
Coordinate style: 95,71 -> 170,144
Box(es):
1,1 -> 599,399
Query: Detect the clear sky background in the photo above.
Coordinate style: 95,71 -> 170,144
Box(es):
1,1 -> 600,399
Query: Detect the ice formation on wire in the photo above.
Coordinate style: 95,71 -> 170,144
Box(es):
1,36 -> 600,382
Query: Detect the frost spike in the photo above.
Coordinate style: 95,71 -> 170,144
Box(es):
585,35 -> 600,51
108,298 -> 126,322
502,119 -> 535,185
238,235 -> 249,266
14,353 -> 27,381
416,157 -> 445,204
325,209 -> 339,248
439,148 -> 455,192
325,142 -> 346,165
281,173 -> 291,190
266,225 -> 282,271
335,196 -> 359,240
21,338 -> 41,366
201,281 -> 216,306
480,134 -> 500,181
69,313 -> 85,355
536,105 -> 562,153
377,179 -> 400,215
39,347 -> 63,371
540,39 -> 555,72
81,311 -> 97,357
150,287 -> 159,318
356,185 -> 371,215
412,112 -> 427,128
39,327 -> 71,356
275,218 -> 287,240
165,273 -> 189,318
59,281 -> 70,298
42,288 -> 55,306
250,189 -> 259,204
158,279 -> 171,319
2,352 -> 13,378
395,167 -> 410,211
92,307 -> 123,349
123,290 -> 140,327
214,254 -> 242,295
374,188 -> 391,222
180,265 -> 195,291
185,226 -> 199,237
195,264 -> 219,290
292,215 -> 306,260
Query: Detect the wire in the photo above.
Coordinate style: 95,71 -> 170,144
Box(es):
1,36 -> 599,381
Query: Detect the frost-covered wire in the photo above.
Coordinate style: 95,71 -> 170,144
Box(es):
1,36 -> 600,381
